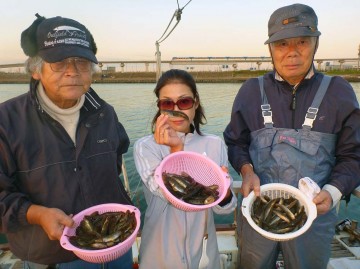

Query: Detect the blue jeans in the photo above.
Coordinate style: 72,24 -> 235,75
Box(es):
24,249 -> 133,269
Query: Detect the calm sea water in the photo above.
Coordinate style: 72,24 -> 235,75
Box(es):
1,82 -> 360,225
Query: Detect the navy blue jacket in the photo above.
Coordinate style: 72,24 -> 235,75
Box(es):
0,79 -> 131,264
224,71 -> 360,196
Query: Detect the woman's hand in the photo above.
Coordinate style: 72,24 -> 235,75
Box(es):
154,114 -> 183,153
221,166 -> 232,200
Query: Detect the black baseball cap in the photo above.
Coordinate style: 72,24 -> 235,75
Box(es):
35,16 -> 98,63
265,3 -> 321,44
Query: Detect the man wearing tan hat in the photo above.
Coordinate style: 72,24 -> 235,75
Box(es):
224,3 -> 360,269
0,14 -> 133,268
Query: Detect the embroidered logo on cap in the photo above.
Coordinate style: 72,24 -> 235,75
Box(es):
53,26 -> 85,33
44,25 -> 89,48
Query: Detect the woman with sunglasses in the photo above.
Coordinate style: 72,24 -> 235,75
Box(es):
133,69 -> 237,269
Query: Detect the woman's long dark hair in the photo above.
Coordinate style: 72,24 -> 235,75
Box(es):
151,69 -> 207,134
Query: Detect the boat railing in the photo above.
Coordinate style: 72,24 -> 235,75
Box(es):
121,155 -> 131,197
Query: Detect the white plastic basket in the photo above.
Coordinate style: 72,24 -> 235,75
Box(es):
60,203 -> 140,263
241,183 -> 317,241
154,151 -> 230,212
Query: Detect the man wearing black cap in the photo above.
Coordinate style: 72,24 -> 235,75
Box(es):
224,3 -> 360,269
0,15 -> 133,268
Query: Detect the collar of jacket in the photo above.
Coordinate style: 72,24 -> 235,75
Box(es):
274,65 -> 315,83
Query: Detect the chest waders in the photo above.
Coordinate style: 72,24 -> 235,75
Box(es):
250,75 -> 336,187
238,76 -> 339,269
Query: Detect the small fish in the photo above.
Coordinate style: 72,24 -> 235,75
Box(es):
268,226 -> 294,234
267,215 -> 281,227
68,210 -> 137,250
182,184 -> 203,200
80,219 -> 100,238
260,195 -> 271,204
272,209 -> 291,223
162,171 -> 219,205
251,195 -> 308,234
262,198 -> 278,223
164,174 -> 187,194
161,110 -> 189,121
276,203 -> 296,221
90,242 -> 108,249
165,173 -> 194,189
204,195 -> 215,204
290,210 -> 307,227
95,230 -> 122,243
185,197 -> 208,205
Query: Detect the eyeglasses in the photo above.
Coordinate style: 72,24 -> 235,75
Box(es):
157,97 -> 195,110
49,57 -> 91,72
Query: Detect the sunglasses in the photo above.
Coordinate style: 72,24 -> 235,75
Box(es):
157,97 -> 195,110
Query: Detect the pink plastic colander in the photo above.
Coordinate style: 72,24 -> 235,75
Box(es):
154,151 -> 230,212
60,203 -> 140,263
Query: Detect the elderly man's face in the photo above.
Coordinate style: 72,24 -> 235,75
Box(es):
32,57 -> 93,109
269,36 -> 318,85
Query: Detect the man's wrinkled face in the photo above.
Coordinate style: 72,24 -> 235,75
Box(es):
32,57 -> 92,109
270,36 -> 318,85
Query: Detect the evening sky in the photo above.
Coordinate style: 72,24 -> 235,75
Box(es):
1,0 -> 359,64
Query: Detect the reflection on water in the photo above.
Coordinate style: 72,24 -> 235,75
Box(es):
1,82 -> 360,224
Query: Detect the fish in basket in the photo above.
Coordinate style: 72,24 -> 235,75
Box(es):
60,203 -> 140,263
241,183 -> 317,241
154,151 -> 230,212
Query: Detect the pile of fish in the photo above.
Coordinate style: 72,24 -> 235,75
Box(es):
251,195 -> 307,234
67,210 -> 137,250
162,171 -> 219,205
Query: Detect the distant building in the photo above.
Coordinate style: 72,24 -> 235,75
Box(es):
106,66 -> 116,73
324,63 -> 354,71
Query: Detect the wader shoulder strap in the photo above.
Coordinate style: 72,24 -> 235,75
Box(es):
302,75 -> 332,130
258,76 -> 273,128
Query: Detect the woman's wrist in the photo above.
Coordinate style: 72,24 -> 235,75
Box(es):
170,144 -> 184,153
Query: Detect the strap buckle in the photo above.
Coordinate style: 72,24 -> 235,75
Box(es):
261,104 -> 273,124
302,107 -> 318,128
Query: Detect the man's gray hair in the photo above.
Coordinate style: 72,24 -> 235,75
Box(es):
25,56 -> 43,74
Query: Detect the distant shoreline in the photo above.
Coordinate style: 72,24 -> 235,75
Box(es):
1,71 -> 360,84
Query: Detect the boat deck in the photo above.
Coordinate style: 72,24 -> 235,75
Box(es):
0,248 -> 22,269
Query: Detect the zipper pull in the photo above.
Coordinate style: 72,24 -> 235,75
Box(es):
290,93 -> 296,110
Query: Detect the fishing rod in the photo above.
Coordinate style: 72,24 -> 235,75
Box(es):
155,0 -> 192,80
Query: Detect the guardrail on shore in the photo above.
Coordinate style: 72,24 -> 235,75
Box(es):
1,71 -> 360,84
1,57 -> 360,71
